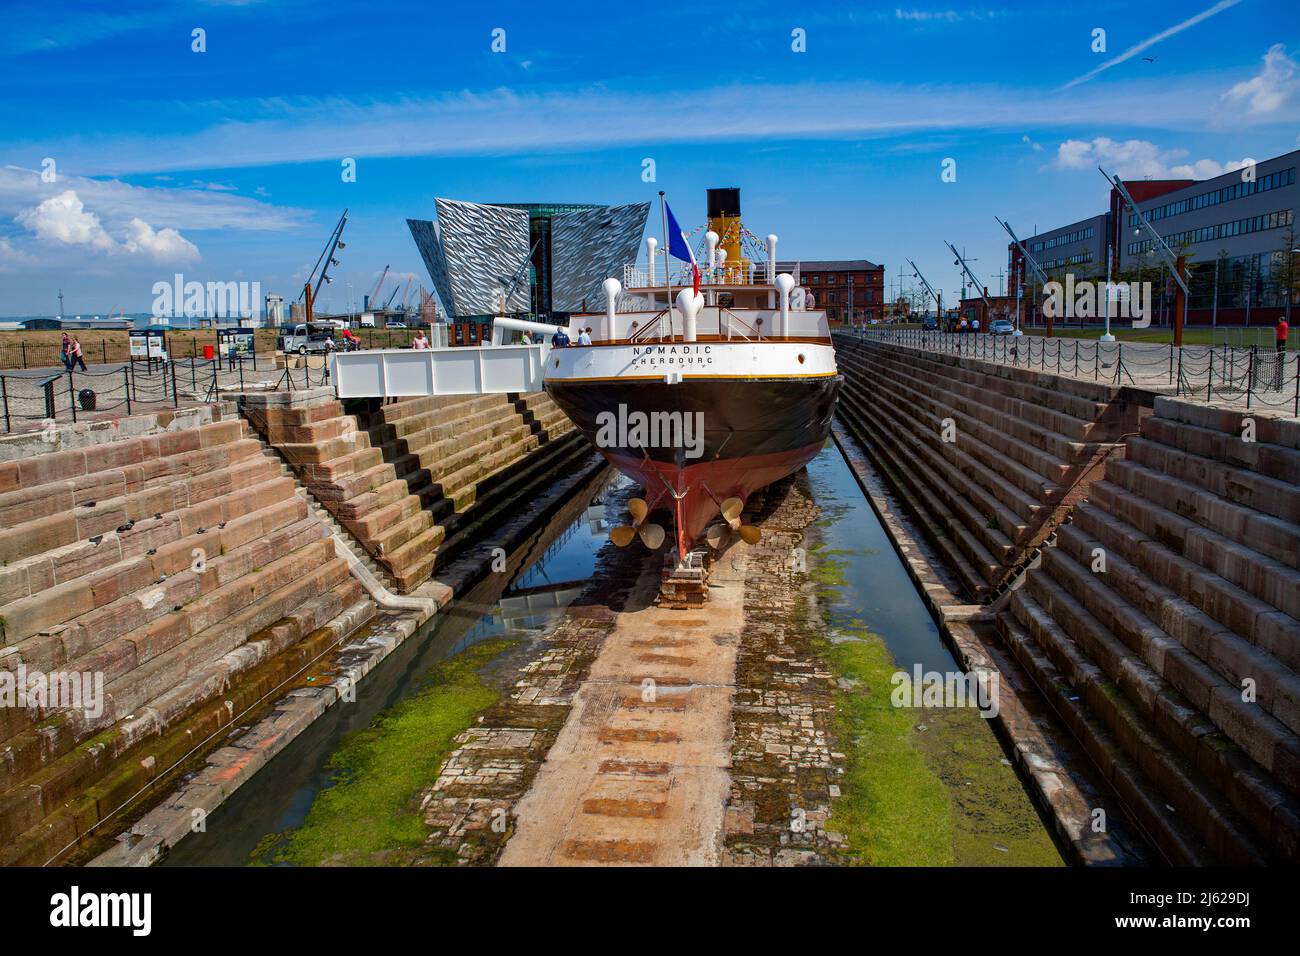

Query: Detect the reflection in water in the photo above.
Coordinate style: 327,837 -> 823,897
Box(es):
803,445 -> 950,673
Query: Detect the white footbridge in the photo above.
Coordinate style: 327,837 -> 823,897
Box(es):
329,274 -> 826,400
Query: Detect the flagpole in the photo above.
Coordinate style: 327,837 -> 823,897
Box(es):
660,190 -> 672,342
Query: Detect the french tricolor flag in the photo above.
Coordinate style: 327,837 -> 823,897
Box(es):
664,201 -> 700,295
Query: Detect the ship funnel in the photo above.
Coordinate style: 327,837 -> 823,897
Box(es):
675,287 -> 704,343
766,234 -> 778,283
705,230 -> 720,271
776,273 -> 795,338
602,277 -> 621,340
645,237 -> 658,284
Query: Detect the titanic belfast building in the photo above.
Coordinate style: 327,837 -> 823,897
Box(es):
407,198 -> 650,322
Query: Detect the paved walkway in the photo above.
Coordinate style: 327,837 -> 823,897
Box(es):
846,330 -> 1299,418
499,550 -> 748,866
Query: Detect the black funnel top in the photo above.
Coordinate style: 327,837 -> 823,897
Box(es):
707,188 -> 741,219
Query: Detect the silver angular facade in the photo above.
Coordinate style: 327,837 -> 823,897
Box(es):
550,202 -> 651,313
406,218 -> 453,311
408,199 -> 531,316
409,197 -> 649,318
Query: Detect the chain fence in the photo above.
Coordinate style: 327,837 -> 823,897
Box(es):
843,328 -> 1300,416
0,353 -> 340,433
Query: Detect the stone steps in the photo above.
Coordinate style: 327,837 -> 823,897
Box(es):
1054,523 -> 1300,737
839,346 -> 1103,480
838,374 -> 1022,562
0,568 -> 369,864
0,402 -> 378,860
996,609 -> 1241,865
997,392 -> 1300,864
839,369 -> 1044,537
259,390 -> 579,592
1006,586 -> 1273,864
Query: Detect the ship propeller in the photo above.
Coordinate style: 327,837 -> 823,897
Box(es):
611,497 -> 666,550
707,498 -> 761,549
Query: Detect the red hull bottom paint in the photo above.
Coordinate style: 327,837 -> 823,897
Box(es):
606,439 -> 825,557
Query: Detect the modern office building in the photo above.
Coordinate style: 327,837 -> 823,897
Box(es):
774,259 -> 885,323
1008,149 -> 1299,325
408,198 -> 649,322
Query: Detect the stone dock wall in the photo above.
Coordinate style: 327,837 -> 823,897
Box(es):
1,386 -> 600,866
834,334 -> 1300,865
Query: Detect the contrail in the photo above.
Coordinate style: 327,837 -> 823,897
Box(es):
1059,0 -> 1243,90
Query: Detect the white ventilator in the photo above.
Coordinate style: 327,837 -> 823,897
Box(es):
705,230 -> 720,271
646,237 -> 658,284
766,234 -> 778,283
676,287 -> 704,343
776,272 -> 795,338
602,277 -> 621,341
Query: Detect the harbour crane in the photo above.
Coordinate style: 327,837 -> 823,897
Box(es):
367,265 -> 390,311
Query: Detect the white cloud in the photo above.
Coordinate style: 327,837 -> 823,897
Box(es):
14,189 -> 116,251
7,71 -> 1292,180
121,217 -> 200,263
1053,137 -> 1252,180
13,188 -> 200,264
1022,134 -> 1043,153
1060,0 -> 1243,90
0,165 -> 307,232
893,8 -> 1005,23
0,236 -> 37,272
1222,44 -> 1299,115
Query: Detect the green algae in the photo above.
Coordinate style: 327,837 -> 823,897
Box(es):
813,545 -> 1062,867
259,639 -> 515,867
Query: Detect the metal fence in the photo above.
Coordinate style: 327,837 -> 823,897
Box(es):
0,354 -> 295,433
843,328 -> 1300,416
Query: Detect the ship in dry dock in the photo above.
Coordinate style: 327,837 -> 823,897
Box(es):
538,188 -> 841,564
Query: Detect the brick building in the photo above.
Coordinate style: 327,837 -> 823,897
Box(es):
774,259 -> 885,324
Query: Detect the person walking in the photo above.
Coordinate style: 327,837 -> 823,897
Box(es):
412,330 -> 430,350
69,336 -> 88,372
1276,315 -> 1290,389
577,327 -> 593,346
551,326 -> 571,348
971,317 -> 981,334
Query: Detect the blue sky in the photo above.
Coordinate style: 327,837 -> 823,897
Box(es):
1,0 -> 1298,316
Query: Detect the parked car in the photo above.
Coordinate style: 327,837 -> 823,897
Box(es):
277,322 -> 337,355
989,319 -> 1017,336
921,316 -> 938,331
386,321 -> 407,329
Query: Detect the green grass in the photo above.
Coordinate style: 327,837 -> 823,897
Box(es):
260,639 -> 515,866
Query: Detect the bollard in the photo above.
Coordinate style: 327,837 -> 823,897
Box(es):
1247,346 -> 1255,409
123,366 -> 132,415
170,360 -> 178,408
1,376 -> 8,433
